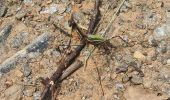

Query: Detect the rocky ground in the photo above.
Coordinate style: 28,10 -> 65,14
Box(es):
0,0 -> 170,100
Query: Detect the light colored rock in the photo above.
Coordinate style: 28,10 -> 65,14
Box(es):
133,51 -> 145,60
167,59 -> 170,64
4,85 -> 22,100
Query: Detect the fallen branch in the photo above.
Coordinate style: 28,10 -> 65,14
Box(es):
59,60 -> 83,81
41,0 -> 101,99
41,42 -> 85,100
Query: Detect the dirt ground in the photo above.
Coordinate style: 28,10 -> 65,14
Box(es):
0,0 -> 170,100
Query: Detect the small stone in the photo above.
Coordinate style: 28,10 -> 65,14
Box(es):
116,65 -> 128,74
33,91 -> 41,100
153,24 -> 170,41
133,51 -> 145,60
120,1 -> 132,13
66,3 -> 72,13
22,63 -> 31,77
40,4 -> 58,14
131,75 -> 143,85
0,24 -> 12,43
157,40 -> 167,53
0,5 -> 7,17
26,33 -> 51,53
115,83 -> 125,92
24,0 -> 33,4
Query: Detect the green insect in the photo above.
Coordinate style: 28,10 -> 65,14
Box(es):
87,34 -> 105,42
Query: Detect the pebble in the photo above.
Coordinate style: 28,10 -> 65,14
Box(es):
130,75 -> 143,85
120,1 -> 132,13
0,24 -> 12,43
116,65 -> 128,74
33,91 -> 41,100
133,51 -> 145,60
157,40 -> 167,53
12,32 -> 29,48
24,0 -> 33,5
153,24 -> 170,41
22,63 -> 31,77
115,83 -> 125,92
66,3 -> 72,13
40,4 -> 58,14
0,5 -> 7,17
26,33 -> 51,53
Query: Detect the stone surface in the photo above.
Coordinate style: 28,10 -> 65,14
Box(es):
4,85 -> 22,100
133,51 -> 145,60
131,75 -> 143,85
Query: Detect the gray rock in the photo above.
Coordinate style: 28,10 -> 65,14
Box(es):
0,60 -> 17,73
0,24 -> 12,43
115,83 -> 125,92
0,33 -> 52,74
116,64 -> 128,74
0,0 -> 7,17
22,63 -> 31,77
33,91 -> 41,100
40,4 -> 58,14
157,40 -> 167,53
12,32 -> 29,48
0,4 -> 7,17
24,0 -> 33,4
26,33 -> 51,53
120,1 -> 132,13
66,3 -> 72,13
131,75 -> 143,85
153,24 -> 170,41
